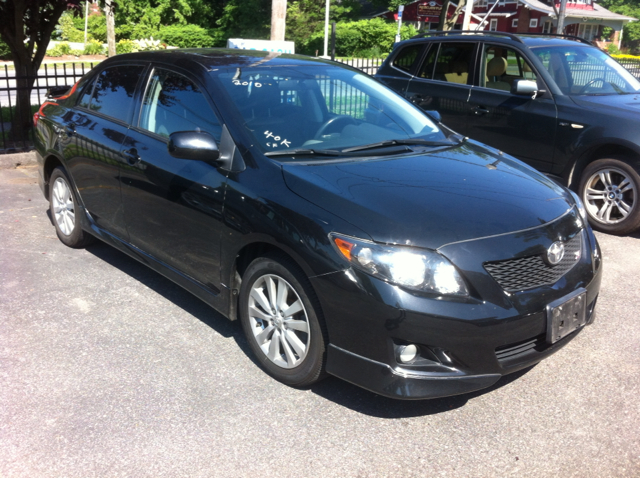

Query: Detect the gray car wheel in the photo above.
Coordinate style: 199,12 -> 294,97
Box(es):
239,254 -> 327,387
579,157 -> 640,235
49,167 -> 95,248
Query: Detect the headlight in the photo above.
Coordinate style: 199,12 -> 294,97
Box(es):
570,190 -> 589,225
330,233 -> 469,296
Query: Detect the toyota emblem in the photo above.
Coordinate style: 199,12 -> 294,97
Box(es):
547,241 -> 565,265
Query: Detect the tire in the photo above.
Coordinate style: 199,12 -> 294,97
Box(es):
49,167 -> 95,248
578,157 -> 640,235
239,254 -> 327,387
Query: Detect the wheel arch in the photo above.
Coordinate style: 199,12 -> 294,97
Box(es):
567,141 -> 640,191
226,239 -> 323,322
41,153 -> 66,198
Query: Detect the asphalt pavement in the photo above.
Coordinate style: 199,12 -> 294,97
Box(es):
1,164 -> 639,477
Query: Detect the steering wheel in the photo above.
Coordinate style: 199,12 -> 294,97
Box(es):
314,115 -> 357,139
578,77 -> 606,94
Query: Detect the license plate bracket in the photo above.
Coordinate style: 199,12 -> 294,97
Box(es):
546,288 -> 587,344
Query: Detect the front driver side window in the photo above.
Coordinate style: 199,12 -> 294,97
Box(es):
481,45 -> 538,91
139,68 -> 222,141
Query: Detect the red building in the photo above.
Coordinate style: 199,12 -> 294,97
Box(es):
375,0 -> 635,47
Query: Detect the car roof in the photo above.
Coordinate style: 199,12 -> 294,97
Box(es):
101,48 -> 337,72
398,32 -> 593,50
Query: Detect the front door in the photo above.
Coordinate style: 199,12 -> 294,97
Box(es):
120,67 -> 227,291
466,43 -> 558,172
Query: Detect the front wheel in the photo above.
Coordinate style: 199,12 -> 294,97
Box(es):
239,254 -> 327,387
578,157 -> 640,235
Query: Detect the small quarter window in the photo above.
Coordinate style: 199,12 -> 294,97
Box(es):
392,44 -> 423,73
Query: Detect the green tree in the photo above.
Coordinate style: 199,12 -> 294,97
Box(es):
286,0 -> 360,52
0,0 -> 79,139
212,0 -> 271,46
599,0 -> 640,43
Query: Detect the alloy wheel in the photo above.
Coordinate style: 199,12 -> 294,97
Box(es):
583,167 -> 636,225
247,274 -> 311,369
52,177 -> 75,235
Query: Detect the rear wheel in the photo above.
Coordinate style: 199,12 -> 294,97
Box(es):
579,157 -> 640,235
49,167 -> 95,248
239,254 -> 326,387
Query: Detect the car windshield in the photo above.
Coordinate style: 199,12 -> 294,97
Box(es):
215,65 -> 447,155
531,44 -> 640,96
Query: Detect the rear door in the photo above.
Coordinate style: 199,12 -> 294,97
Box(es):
63,64 -> 146,239
119,66 -> 227,291
466,43 -> 557,172
405,42 -> 477,135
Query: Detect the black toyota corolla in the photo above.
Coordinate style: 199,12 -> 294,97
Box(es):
34,49 -> 602,399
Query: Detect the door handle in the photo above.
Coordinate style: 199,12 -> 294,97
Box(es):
122,148 -> 141,165
472,106 -> 490,115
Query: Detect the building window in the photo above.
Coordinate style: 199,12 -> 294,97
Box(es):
542,20 -> 552,33
476,0 -> 488,7
490,19 -> 498,31
512,19 -> 519,28
530,18 -> 538,28
578,23 -> 598,41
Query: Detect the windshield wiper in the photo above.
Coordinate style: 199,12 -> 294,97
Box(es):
341,139 -> 456,153
264,148 -> 341,157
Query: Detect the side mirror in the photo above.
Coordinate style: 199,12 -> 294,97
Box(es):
168,131 -> 220,162
425,110 -> 442,123
511,79 -> 538,97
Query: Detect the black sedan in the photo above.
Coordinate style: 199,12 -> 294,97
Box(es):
34,49 -> 602,399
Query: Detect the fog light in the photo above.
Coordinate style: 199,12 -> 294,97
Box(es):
397,344 -> 419,363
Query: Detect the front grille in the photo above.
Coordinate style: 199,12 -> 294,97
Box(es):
484,233 -> 582,292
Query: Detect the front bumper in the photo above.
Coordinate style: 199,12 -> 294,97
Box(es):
312,212 -> 602,399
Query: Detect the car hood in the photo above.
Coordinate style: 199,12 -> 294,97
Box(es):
281,143 -> 573,250
570,93 -> 640,115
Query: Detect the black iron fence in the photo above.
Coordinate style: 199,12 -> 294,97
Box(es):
0,63 -> 94,153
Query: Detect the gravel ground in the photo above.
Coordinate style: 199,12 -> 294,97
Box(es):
1,165 -> 639,478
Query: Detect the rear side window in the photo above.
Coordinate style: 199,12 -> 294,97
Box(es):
85,65 -> 145,122
417,42 -> 475,85
392,44 -> 423,73
139,68 -> 222,141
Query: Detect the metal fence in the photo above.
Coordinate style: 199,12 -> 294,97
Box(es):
0,63 -> 94,153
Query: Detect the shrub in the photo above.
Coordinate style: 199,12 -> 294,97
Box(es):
133,38 -> 165,51
69,49 -> 83,57
48,41 -> 71,57
58,11 -> 89,43
116,39 -> 136,54
301,19 -> 416,57
83,39 -> 104,55
87,15 -> 107,43
0,38 -> 11,60
159,24 -> 215,48
607,43 -> 621,55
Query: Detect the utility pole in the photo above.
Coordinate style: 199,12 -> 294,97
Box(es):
556,0 -> 568,34
395,5 -> 404,42
323,0 -> 330,58
271,0 -> 287,42
105,0 -> 116,57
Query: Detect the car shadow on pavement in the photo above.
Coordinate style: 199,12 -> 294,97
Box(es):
309,366 -> 536,418
84,241 -> 240,340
